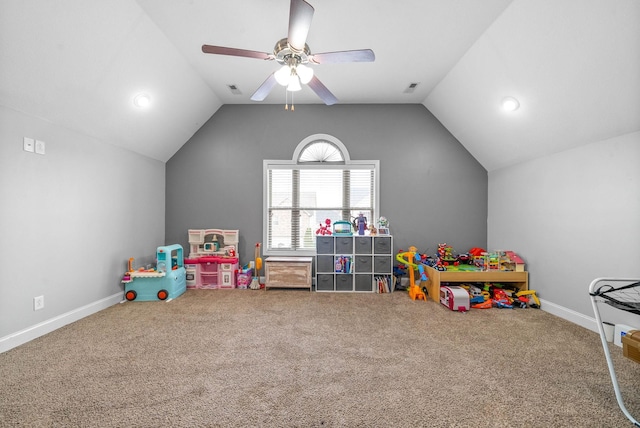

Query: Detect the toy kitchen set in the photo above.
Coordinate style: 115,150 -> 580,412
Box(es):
185,229 -> 240,289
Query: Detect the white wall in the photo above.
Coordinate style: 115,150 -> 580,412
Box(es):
0,105 -> 166,352
488,132 -> 640,330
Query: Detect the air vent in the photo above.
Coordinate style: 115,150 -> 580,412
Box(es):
227,84 -> 242,95
403,82 -> 419,94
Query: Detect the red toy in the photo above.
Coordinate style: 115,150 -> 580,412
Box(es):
316,218 -> 332,235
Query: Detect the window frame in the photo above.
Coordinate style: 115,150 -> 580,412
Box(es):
263,134 -> 380,256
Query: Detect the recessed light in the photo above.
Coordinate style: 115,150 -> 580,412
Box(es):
133,93 -> 151,108
502,96 -> 520,112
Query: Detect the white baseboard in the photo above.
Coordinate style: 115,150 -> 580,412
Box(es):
0,292 -> 123,353
540,298 -> 598,333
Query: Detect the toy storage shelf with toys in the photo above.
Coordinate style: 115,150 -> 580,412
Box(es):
315,235 -> 393,293
423,265 -> 528,302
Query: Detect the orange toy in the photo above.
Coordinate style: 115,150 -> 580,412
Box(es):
409,284 -> 427,301
397,246 -> 427,301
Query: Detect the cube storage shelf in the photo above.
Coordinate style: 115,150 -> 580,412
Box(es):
315,235 -> 393,293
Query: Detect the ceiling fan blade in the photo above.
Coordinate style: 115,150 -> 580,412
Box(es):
202,45 -> 274,60
250,73 -> 279,101
309,49 -> 375,64
288,0 -> 314,52
307,75 -> 338,105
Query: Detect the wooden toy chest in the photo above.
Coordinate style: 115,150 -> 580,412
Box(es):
440,285 -> 470,312
622,330 -> 640,363
264,257 -> 313,290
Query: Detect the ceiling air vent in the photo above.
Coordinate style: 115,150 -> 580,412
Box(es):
227,84 -> 242,95
404,82 -> 419,94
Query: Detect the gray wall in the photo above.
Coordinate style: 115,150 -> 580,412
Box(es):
0,105 -> 165,350
166,104 -> 488,265
488,131 -> 640,328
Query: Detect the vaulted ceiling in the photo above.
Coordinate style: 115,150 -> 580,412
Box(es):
1,1 -> 638,170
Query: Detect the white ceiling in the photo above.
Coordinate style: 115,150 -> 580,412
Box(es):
1,1 -> 638,170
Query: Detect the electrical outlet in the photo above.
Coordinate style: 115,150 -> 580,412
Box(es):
23,137 -> 35,153
34,295 -> 44,311
35,140 -> 45,155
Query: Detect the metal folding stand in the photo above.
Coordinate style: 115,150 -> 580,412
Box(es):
589,277 -> 640,427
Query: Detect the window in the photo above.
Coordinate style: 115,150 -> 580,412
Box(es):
263,134 -> 380,255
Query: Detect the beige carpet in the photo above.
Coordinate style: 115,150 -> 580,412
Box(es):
1,289 -> 639,427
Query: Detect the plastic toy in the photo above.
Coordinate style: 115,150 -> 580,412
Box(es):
376,216 -> 390,235
409,284 -> 427,301
437,243 -> 459,267
236,265 -> 253,289
122,244 -> 186,302
393,265 -> 407,290
515,289 -> 541,308
471,299 -> 493,309
353,213 -> 367,236
492,288 -> 513,308
188,229 -> 240,259
440,285 -> 470,312
333,220 -> 353,236
185,229 -> 240,289
396,247 -> 427,301
316,218 -> 332,235
250,243 -> 262,289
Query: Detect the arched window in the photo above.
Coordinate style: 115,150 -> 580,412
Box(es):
264,134 -> 379,255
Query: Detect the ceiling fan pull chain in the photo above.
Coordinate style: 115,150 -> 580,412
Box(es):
291,91 -> 295,111
284,86 -> 288,110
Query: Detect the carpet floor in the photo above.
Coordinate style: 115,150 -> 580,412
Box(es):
1,289 -> 639,427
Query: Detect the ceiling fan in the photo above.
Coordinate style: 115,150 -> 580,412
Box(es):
202,0 -> 375,106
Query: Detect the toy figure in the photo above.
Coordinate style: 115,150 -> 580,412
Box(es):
353,213 -> 367,236
368,224 -> 377,235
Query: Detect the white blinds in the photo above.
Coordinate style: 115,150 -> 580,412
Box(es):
267,165 -> 375,252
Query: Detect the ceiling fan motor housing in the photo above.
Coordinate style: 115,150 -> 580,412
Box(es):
274,38 -> 310,66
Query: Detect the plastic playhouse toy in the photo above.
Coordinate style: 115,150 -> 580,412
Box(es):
122,244 -> 187,302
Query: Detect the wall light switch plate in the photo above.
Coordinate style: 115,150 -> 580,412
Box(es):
23,137 -> 35,152
34,295 -> 44,311
35,140 -> 45,155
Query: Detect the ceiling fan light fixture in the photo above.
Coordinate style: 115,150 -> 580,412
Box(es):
502,96 -> 520,112
296,64 -> 314,84
287,75 -> 302,92
275,65 -> 291,86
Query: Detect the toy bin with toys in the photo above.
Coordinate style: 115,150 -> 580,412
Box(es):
121,244 -> 187,302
